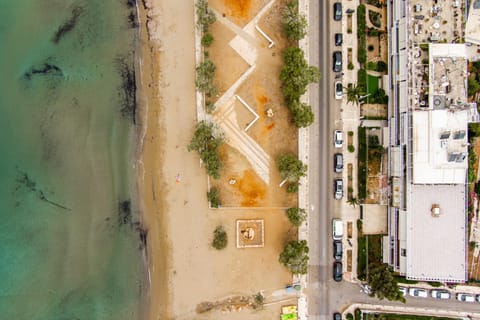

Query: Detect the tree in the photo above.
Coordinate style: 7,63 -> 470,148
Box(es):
212,225 -> 227,249
187,121 -> 225,179
345,84 -> 365,106
207,187 -> 221,208
196,0 -> 216,32
468,76 -> 480,97
289,100 -> 315,127
282,1 -> 308,41
286,207 -> 307,227
201,32 -> 214,47
195,59 -> 217,96
367,263 -> 406,303
277,153 -> 308,183
347,197 -> 359,208
280,47 -> 321,103
279,240 -> 309,274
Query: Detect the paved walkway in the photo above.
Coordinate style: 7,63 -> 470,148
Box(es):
343,303 -> 480,319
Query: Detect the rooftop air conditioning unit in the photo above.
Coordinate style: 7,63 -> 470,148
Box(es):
431,204 -> 441,217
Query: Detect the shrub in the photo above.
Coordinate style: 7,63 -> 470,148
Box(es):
201,32 -> 214,47
348,62 -> 355,70
286,207 -> 307,227
376,61 -> 387,72
280,47 -> 321,103
282,1 -> 308,41
196,0 -> 216,33
205,100 -> 215,114
357,69 -> 367,91
195,59 -> 218,97
346,313 -> 354,320
207,187 -> 221,208
287,183 -> 299,193
348,145 -> 355,153
348,131 -> 354,136
212,225 -> 227,249
357,4 -> 367,64
279,240 -> 309,274
187,121 -> 225,179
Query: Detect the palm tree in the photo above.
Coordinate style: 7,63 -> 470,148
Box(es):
345,84 -> 365,106
347,197 -> 359,208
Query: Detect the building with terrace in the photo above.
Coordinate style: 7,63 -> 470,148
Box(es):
386,0 -> 478,282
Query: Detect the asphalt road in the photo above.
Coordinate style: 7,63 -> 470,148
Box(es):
306,1 -> 480,319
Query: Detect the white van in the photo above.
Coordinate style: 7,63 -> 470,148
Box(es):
332,219 -> 343,240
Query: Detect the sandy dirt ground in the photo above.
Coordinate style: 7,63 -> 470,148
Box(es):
137,0 -> 298,319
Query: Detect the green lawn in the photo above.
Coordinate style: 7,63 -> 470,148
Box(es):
364,313 -> 458,320
367,74 -> 379,95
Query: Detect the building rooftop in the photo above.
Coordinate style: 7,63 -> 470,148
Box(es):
406,184 -> 466,283
466,0 -> 480,45
412,110 -> 468,184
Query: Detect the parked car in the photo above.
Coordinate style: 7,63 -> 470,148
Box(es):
333,2 -> 342,21
333,240 -> 343,261
333,51 -> 342,72
334,153 -> 343,173
335,81 -> 343,100
332,218 -> 343,240
430,289 -> 451,300
334,179 -> 343,200
456,293 -> 475,302
333,312 -> 342,320
477,294 -> 480,302
399,287 -> 407,297
335,33 -> 343,46
408,288 -> 428,298
334,130 -> 343,148
333,261 -> 343,282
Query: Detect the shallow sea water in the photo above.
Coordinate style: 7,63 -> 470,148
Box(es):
0,1 -> 146,319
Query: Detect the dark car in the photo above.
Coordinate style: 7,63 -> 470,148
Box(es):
333,261 -> 343,282
333,51 -> 342,72
333,2 -> 342,21
333,240 -> 343,261
335,33 -> 343,46
333,313 -> 342,320
334,153 -> 343,173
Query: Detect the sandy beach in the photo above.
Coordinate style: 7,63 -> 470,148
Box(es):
137,1 -> 295,319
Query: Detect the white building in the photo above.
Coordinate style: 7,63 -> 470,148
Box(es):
386,1 -> 475,282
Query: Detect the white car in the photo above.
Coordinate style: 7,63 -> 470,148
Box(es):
408,288 -> 428,298
430,289 -> 451,300
399,287 -> 407,297
456,293 -> 475,302
335,81 -> 343,100
334,130 -> 343,148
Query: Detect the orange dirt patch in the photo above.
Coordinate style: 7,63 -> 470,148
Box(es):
222,0 -> 252,19
231,169 -> 267,207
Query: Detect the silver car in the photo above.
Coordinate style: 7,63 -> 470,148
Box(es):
430,289 -> 451,300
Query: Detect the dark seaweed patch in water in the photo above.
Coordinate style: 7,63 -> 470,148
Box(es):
128,11 -> 138,28
118,200 -> 132,225
126,0 -> 136,8
116,199 -> 148,251
15,170 -> 71,211
23,63 -> 63,81
52,6 -> 83,44
116,57 -> 136,124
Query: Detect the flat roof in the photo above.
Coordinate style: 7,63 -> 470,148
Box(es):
466,0 -> 480,45
412,110 -> 468,184
407,184 -> 466,282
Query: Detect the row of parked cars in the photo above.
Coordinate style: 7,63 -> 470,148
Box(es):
333,219 -> 343,282
333,130 -> 344,200
401,287 -> 480,302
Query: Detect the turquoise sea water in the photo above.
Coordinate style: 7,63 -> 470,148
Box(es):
0,1 -> 146,319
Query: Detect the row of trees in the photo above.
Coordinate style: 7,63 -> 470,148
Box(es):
195,0 -> 218,114
280,2 -> 320,128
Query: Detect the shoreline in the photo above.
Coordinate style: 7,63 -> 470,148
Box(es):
135,0 -> 172,319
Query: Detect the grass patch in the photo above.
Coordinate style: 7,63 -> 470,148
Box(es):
394,275 -> 418,284
357,126 -> 367,200
367,75 -> 379,95
364,313 -> 458,320
357,219 -> 383,280
357,4 -> 366,64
